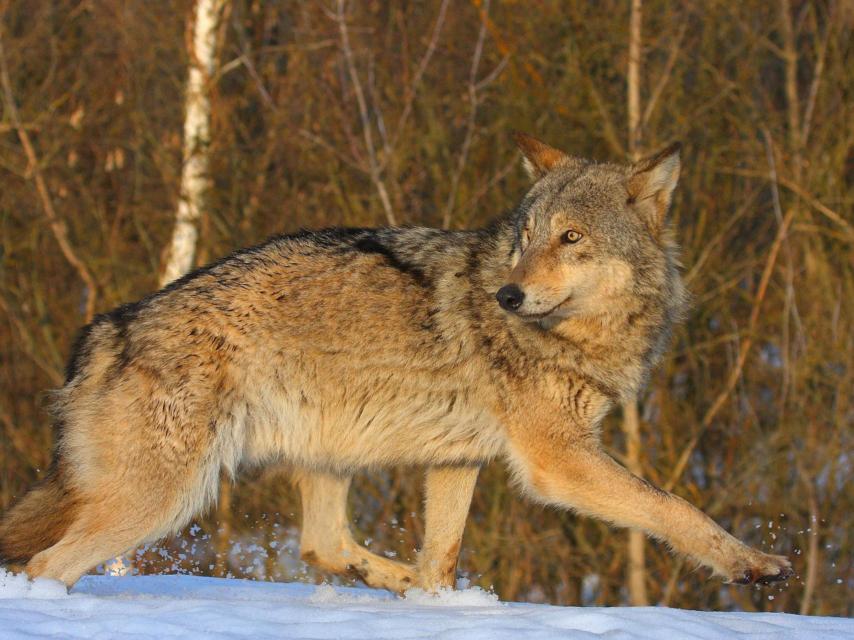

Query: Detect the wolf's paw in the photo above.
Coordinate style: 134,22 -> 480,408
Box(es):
726,552 -> 793,586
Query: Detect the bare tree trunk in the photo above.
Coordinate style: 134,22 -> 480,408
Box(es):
800,479 -> 820,614
627,0 -> 642,158
214,478 -> 233,577
622,401 -> 649,605
159,0 -> 230,577
623,0 -> 649,607
161,0 -> 227,286
780,5 -> 818,616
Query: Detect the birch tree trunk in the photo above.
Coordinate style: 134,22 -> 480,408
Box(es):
160,0 -> 227,287
623,0 -> 649,607
160,0 -> 230,576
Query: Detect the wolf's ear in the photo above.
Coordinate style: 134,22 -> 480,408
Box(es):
626,142 -> 681,233
512,132 -> 571,180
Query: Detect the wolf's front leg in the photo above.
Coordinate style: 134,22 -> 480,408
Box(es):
507,436 -> 792,585
417,465 -> 479,591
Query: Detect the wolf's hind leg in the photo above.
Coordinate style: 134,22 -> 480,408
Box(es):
25,453 -> 218,586
416,465 -> 478,591
294,469 -> 416,593
26,504 -> 154,586
23,462 -> 205,588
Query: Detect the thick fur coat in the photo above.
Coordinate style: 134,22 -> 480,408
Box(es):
0,135 -> 791,592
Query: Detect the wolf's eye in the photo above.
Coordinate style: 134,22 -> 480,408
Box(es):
562,230 -> 583,244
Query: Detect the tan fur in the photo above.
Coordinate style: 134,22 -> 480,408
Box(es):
418,466 -> 479,589
295,470 -> 416,591
0,465 -> 78,566
0,135 -> 791,593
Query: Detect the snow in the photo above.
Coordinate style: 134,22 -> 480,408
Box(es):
0,571 -> 851,640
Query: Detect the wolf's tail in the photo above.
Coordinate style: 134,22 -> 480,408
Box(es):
0,464 -> 78,565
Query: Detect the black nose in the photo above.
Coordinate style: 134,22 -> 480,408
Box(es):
496,284 -> 525,311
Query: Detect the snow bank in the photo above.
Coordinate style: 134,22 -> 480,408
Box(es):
0,571 -> 851,639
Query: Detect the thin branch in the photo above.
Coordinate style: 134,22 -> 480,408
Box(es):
801,2 -> 833,147
763,128 -> 801,411
0,294 -> 63,386
724,4 -> 787,59
664,144 -> 798,492
239,52 -> 275,110
0,30 -> 97,323
798,464 -> 820,615
442,0 -> 500,230
227,39 -> 369,180
384,0 -> 451,162
640,21 -> 688,132
366,54 -> 391,159
298,128 -> 367,173
719,168 -> 853,240
780,0 -> 802,176
583,72 -> 626,158
335,0 -> 396,226
0,407 -> 24,454
660,557 -> 685,607
459,156 -> 517,219
565,4 -> 624,157
684,187 -> 761,285
475,53 -> 510,92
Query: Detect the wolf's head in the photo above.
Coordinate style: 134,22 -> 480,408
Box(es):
497,133 -> 687,362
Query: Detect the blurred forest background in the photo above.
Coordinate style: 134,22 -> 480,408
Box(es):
0,0 -> 851,616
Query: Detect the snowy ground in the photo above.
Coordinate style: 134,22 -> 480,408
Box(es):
0,572 -> 851,640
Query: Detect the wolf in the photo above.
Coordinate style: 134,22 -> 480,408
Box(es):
0,134 -> 792,593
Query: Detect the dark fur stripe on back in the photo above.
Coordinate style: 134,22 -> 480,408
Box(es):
63,227 -> 435,384
351,236 -> 430,288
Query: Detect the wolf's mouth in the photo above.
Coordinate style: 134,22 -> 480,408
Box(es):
515,309 -> 555,321
513,295 -> 573,321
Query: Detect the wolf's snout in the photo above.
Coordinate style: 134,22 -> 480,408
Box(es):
496,284 -> 525,311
